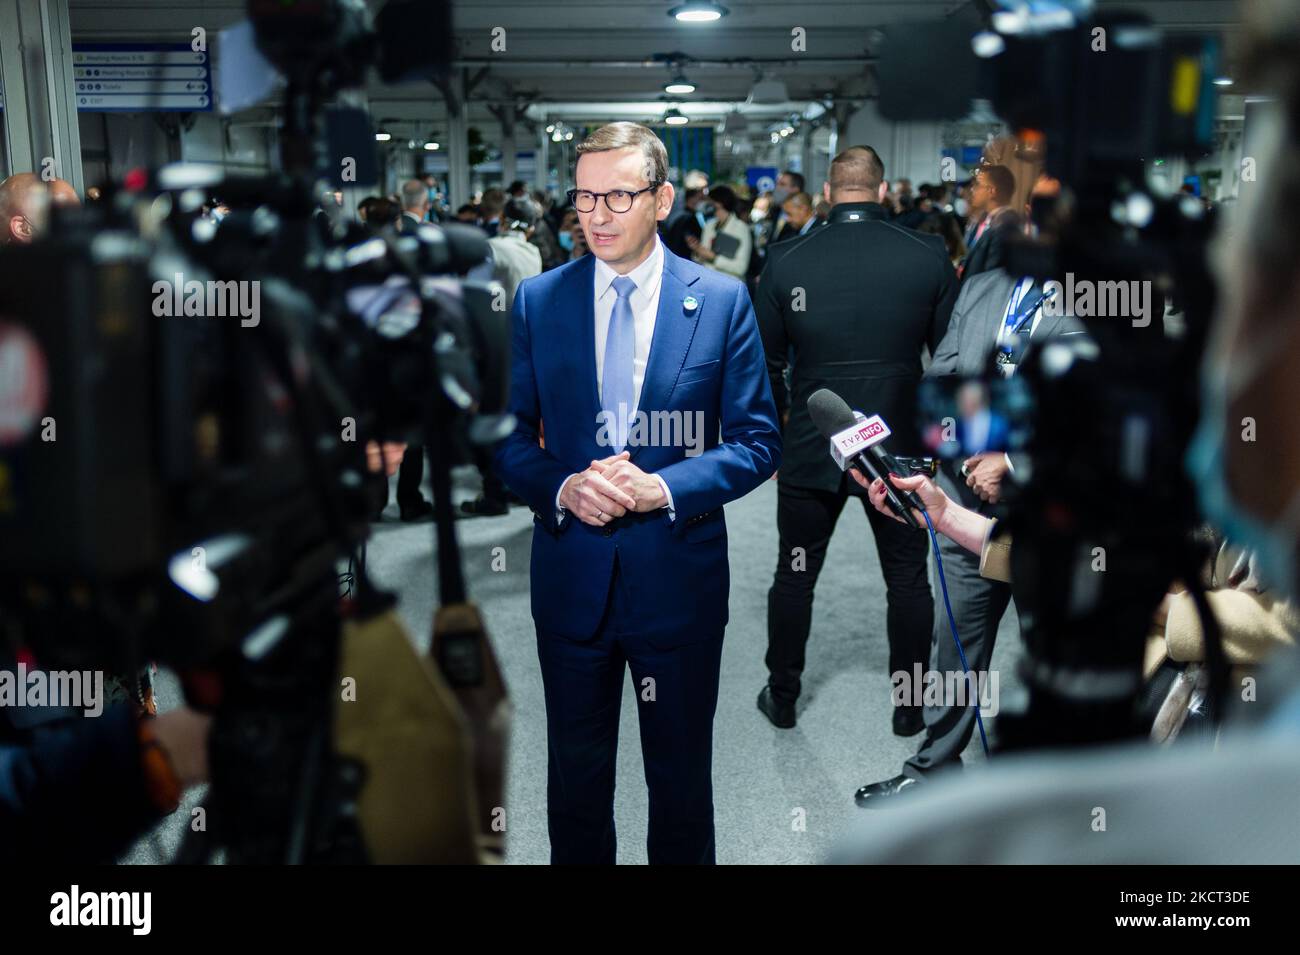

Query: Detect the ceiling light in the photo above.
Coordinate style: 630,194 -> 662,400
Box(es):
669,2 -> 728,23
1213,77 -> 1234,87
664,107 -> 689,126
375,130 -> 392,142
748,73 -> 789,104
972,31 -> 1005,58
424,142 -> 439,150
664,73 -> 696,95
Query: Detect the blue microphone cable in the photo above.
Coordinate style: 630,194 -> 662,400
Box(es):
921,508 -> 991,757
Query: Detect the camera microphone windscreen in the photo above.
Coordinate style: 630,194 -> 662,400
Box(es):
808,388 -> 859,440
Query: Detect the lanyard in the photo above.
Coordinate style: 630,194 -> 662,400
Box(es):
999,280 -> 1049,354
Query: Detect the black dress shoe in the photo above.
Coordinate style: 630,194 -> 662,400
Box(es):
399,499 -> 434,522
756,686 -> 796,729
892,707 -> 925,738
459,497 -> 509,518
854,774 -> 922,808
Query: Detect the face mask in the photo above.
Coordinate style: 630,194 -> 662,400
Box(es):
954,198 -> 969,217
1188,374 -> 1300,595
558,231 -> 574,251
771,188 -> 790,205
698,203 -> 716,221
1187,109 -> 1300,596
749,207 -> 766,223
427,188 -> 438,203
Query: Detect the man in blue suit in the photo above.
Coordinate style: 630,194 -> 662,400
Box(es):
495,122 -> 781,864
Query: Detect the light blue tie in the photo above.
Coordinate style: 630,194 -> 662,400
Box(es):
601,275 -> 638,453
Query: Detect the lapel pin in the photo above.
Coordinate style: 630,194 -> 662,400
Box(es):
682,295 -> 699,315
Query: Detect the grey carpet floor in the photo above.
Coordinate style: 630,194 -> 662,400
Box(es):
126,465 -> 1024,864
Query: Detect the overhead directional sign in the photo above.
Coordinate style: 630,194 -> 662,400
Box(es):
71,44 -> 212,112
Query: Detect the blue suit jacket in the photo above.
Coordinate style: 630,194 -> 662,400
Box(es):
494,246 -> 781,647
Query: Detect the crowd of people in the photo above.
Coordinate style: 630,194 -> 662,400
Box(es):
4,0 -> 1297,864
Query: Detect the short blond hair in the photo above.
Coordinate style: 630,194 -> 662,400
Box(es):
575,122 -> 668,185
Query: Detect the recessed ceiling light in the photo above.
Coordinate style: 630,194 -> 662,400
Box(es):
1213,77 -> 1234,87
669,2 -> 728,23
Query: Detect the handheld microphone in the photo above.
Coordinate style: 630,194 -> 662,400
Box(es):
807,389 -> 926,529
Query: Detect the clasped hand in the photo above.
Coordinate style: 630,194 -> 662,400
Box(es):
559,451 -> 667,526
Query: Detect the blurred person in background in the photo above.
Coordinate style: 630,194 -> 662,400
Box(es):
488,197 -> 543,308
478,188 -> 506,236
959,164 -> 1019,282
398,179 -> 430,234
363,197 -> 400,232
419,172 -> 444,221
772,191 -> 819,244
0,173 -> 80,244
764,169 -> 805,246
688,185 -> 752,280
917,212 -> 967,268
661,186 -> 706,260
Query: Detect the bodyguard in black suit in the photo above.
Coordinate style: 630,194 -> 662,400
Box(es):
755,146 -> 957,732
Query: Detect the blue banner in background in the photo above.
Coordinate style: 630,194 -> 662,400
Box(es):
746,166 -> 779,193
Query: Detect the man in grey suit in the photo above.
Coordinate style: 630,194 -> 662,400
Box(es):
855,267 -> 1085,806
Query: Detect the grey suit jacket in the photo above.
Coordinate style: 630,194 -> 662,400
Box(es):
926,268 -> 1085,379
923,268 -> 1086,509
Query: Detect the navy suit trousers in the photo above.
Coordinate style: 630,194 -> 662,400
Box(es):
536,553 -> 724,864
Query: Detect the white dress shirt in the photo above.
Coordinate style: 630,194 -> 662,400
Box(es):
995,276 -> 1046,357
593,235 -> 665,406
992,276 -> 1048,474
556,236 -> 675,521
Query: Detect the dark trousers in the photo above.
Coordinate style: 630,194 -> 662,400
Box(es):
536,557 -> 724,864
395,444 -> 426,508
903,464 -> 1012,778
766,479 -> 933,705
472,443 -> 508,502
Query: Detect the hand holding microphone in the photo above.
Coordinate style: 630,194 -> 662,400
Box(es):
806,388 -> 928,529
849,468 -> 950,528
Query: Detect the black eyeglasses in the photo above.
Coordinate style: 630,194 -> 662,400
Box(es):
567,182 -> 662,214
